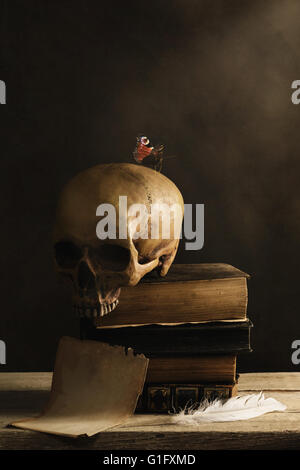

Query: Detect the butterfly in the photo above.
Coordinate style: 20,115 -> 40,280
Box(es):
133,135 -> 164,172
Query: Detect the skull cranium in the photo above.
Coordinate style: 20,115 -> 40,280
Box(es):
53,163 -> 184,320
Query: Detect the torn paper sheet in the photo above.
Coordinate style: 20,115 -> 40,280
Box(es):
11,336 -> 148,437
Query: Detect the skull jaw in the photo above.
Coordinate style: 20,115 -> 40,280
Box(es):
56,238 -> 178,323
73,287 -> 121,319
73,253 -> 159,321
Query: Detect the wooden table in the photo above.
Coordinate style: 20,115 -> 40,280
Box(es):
1,372 -> 300,450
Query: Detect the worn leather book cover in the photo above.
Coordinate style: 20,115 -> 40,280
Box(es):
81,319 -> 252,357
94,263 -> 250,328
145,355 -> 236,383
136,382 -> 238,413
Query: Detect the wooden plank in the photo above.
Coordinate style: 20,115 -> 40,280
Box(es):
1,429 -> 300,450
0,373 -> 52,391
1,427 -> 300,450
2,391 -> 298,434
1,373 -> 300,449
239,372 -> 300,391
2,371 -> 300,392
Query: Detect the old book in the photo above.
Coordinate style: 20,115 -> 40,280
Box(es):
81,319 -> 252,357
136,382 -> 238,413
94,263 -> 249,328
145,355 -> 236,384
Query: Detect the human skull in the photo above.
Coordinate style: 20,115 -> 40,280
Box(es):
53,163 -> 184,320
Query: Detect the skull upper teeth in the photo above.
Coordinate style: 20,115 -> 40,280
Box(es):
74,300 -> 119,319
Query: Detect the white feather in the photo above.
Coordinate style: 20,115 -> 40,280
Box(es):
172,392 -> 286,424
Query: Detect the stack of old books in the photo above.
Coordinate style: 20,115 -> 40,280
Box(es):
81,264 -> 252,412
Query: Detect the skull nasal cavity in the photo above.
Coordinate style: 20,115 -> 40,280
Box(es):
78,261 -> 95,290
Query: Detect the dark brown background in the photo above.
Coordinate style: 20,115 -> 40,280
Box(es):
1,0 -> 300,372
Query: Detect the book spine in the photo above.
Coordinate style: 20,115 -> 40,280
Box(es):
95,277 -> 248,327
145,355 -> 236,383
80,319 -> 252,356
136,383 -> 238,413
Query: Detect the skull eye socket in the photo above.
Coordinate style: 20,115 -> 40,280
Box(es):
92,244 -> 131,271
138,256 -> 153,265
54,241 -> 82,269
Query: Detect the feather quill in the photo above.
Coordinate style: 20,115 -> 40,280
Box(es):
172,392 -> 286,424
